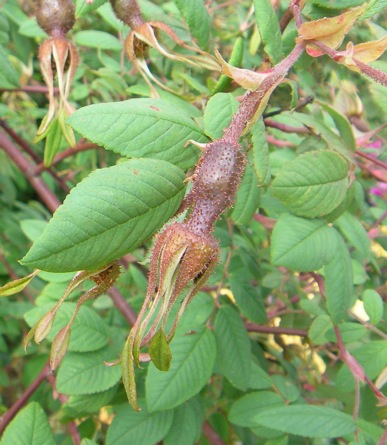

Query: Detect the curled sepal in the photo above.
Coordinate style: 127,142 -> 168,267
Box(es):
121,333 -> 140,411
0,270 -> 40,297
50,325 -> 71,371
36,37 -> 79,137
149,329 -> 172,371
122,21 -> 219,95
335,38 -> 387,71
296,6 -> 365,57
34,307 -> 58,344
215,49 -> 271,91
23,323 -> 39,352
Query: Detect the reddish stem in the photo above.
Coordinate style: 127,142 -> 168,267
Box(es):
0,131 -> 61,213
202,421 -> 226,445
378,429 -> 387,445
356,150 -> 387,170
0,363 -> 51,435
0,120 -> 70,193
0,85 -> 58,94
108,287 -> 137,326
34,142 -> 99,173
253,214 -> 276,230
222,44 -> 305,142
47,374 -> 81,445
246,322 -> 307,337
264,118 -> 309,134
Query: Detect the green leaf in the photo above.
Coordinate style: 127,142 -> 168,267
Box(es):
214,305 -> 251,391
325,322 -> 366,343
360,0 -> 387,19
76,0 -> 108,17
271,214 -> 337,271
146,327 -> 216,412
254,405 -> 356,438
231,162 -> 261,225
63,387 -> 117,417
173,0 -> 211,49
229,391 -> 284,427
309,314 -> 332,345
271,375 -> 300,402
0,270 -> 39,297
68,99 -> 207,169
106,402 -> 174,445
251,117 -> 271,186
311,0 -> 365,9
230,276 -> 267,324
74,30 -> 121,51
43,117 -> 62,167
253,0 -> 282,64
335,212 -> 371,261
212,37 -> 244,95
249,357 -> 272,390
164,398 -> 204,445
0,402 -> 55,445
362,289 -> 383,325
0,45 -> 20,88
20,219 -> 47,242
325,230 -> 353,324
56,344 -> 121,395
291,113 -> 350,158
25,303 -> 110,353
149,329 -> 172,371
319,102 -> 356,152
21,159 -> 185,272
203,93 -> 239,140
271,151 -> 349,217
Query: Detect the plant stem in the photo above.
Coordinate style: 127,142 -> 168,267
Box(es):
264,118 -> 309,134
0,85 -> 58,94
0,363 -> 51,435
378,429 -> 387,445
0,120 -> 70,193
0,131 -> 61,213
108,287 -> 137,326
246,322 -> 308,337
202,421 -> 226,445
33,142 -> 99,173
356,150 -> 387,170
222,44 -> 305,142
47,374 -> 81,445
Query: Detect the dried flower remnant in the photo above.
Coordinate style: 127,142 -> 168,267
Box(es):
110,0 -> 219,96
23,262 -> 121,371
122,140 -> 246,409
35,0 -> 79,165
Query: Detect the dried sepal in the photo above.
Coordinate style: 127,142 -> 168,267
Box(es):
215,49 -> 270,91
24,262 -> 120,364
0,270 -> 40,297
50,325 -> 71,370
296,6 -> 365,57
37,37 -> 79,137
111,1 -> 219,96
122,223 -> 218,410
335,37 -> 387,71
